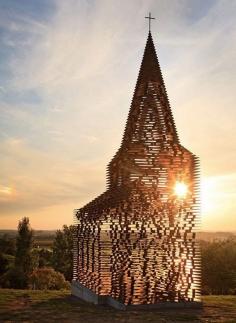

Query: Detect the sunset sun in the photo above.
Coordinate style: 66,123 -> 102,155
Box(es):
174,182 -> 188,198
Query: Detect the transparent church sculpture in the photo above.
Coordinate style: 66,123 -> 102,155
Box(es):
72,31 -> 201,308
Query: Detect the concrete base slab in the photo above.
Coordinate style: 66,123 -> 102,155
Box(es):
71,281 -> 202,311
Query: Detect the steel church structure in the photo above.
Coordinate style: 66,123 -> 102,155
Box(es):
72,28 -> 201,309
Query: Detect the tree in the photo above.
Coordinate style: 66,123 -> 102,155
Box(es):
38,248 -> 52,268
52,225 -> 74,281
14,217 -> 34,288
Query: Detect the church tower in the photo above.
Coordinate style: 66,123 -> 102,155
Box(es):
72,27 -> 201,309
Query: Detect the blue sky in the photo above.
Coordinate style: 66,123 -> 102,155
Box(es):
0,0 -> 235,230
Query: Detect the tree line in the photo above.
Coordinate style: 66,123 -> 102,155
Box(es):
201,238 -> 236,295
0,217 -> 236,294
0,217 -> 73,290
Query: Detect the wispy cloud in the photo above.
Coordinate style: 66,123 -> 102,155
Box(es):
0,137 -> 105,214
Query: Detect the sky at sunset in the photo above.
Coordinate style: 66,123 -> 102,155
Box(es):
0,0 -> 235,231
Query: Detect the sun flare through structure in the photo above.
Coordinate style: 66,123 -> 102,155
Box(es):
174,182 -> 188,198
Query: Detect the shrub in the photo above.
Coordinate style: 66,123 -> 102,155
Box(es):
0,235 -> 16,255
201,238 -> 236,295
29,267 -> 70,290
0,253 -> 9,275
0,267 -> 27,288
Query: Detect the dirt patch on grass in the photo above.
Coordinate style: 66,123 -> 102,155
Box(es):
8,293 -> 31,311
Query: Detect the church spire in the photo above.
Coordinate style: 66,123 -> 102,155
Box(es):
121,31 -> 179,148
136,31 -> 165,86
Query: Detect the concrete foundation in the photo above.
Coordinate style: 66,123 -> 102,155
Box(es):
71,281 -> 202,311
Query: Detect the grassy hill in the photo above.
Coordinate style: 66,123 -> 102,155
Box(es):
0,289 -> 236,322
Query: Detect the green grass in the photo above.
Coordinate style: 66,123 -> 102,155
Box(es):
0,289 -> 236,322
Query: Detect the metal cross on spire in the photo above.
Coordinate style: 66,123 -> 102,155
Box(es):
145,12 -> 155,32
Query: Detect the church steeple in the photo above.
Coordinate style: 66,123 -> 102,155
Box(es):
121,31 -> 179,150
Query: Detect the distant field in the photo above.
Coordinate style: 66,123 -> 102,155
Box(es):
1,229 -> 236,241
0,230 -> 56,238
0,230 -> 56,249
1,230 -> 236,250
0,289 -> 236,322
1,229 -> 236,251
